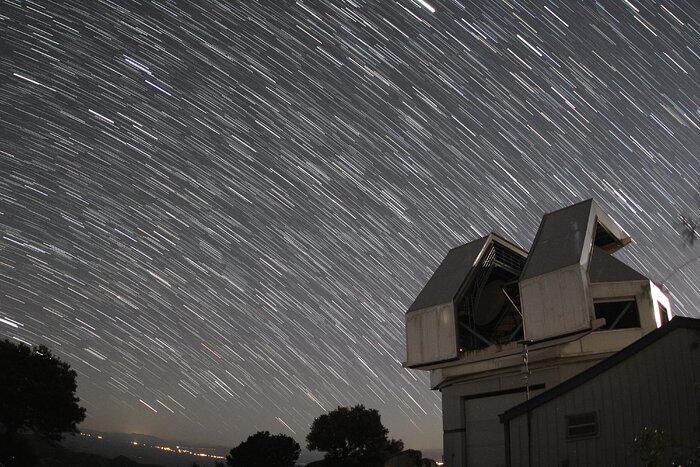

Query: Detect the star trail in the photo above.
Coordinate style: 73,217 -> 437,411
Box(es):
1,0 -> 699,451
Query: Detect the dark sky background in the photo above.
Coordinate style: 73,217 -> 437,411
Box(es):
1,0 -> 699,451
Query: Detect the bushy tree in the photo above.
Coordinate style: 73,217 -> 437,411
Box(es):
306,405 -> 403,467
632,427 -> 666,467
227,431 -> 300,467
631,426 -> 700,467
0,339 -> 86,442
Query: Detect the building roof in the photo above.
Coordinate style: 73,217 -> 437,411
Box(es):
588,246 -> 648,283
407,199 -> 638,314
407,236 -> 490,313
407,233 -> 527,313
500,317 -> 700,422
520,200 -> 593,281
520,199 -> 632,281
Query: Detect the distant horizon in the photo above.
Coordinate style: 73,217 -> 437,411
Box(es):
65,429 -> 443,467
75,426 -> 444,454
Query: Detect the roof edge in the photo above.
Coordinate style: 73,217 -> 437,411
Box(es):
500,317 -> 700,423
445,232 -> 528,257
518,201 -> 595,281
408,233 -> 527,314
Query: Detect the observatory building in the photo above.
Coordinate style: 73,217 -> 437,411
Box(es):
404,199 -> 673,467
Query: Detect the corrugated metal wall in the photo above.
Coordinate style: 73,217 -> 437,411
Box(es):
508,327 -> 700,466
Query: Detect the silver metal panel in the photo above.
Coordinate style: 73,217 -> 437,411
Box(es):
405,303 -> 457,367
521,199 -> 632,281
520,200 -> 593,281
520,265 -> 592,342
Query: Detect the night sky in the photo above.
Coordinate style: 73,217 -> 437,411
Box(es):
1,0 -> 699,451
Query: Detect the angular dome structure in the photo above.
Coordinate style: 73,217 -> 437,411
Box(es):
404,199 -> 671,467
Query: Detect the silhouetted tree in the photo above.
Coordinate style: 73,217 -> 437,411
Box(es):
226,431 -> 300,467
306,405 -> 403,467
0,339 -> 86,441
0,339 -> 86,465
631,426 -> 700,467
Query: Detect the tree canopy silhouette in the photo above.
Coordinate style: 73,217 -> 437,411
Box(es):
306,405 -> 403,467
0,339 -> 86,442
226,430 -> 300,467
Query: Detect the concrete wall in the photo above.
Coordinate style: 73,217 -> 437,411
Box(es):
433,325 -> 656,466
506,327 -> 700,466
440,359 -> 602,467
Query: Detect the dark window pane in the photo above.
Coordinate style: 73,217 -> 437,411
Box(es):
594,300 -> 640,330
658,303 -> 669,326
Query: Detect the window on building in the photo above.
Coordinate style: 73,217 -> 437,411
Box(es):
594,300 -> 640,330
658,303 -> 670,326
566,412 -> 598,439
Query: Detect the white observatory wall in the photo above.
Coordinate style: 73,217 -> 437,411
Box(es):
520,264 -> 592,342
651,282 -> 672,327
464,392 -> 528,467
405,303 -> 457,366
